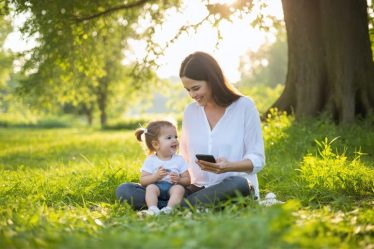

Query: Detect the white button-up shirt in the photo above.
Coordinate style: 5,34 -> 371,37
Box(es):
180,96 -> 265,198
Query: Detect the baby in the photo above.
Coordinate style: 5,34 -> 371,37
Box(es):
135,120 -> 190,215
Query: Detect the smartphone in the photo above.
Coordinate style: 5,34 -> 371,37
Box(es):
195,154 -> 216,163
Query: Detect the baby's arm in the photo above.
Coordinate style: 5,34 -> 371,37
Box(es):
170,170 -> 191,186
140,168 -> 168,187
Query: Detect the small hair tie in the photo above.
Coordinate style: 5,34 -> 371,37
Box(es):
138,124 -> 148,135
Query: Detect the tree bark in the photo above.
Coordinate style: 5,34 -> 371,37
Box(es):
82,102 -> 94,126
269,0 -> 374,123
97,80 -> 108,128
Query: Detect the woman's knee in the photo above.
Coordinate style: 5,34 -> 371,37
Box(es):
115,183 -> 141,202
115,183 -> 147,210
224,176 -> 251,195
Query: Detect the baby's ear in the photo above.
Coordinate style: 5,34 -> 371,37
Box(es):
151,140 -> 159,150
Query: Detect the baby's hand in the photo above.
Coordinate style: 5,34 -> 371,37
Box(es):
154,167 -> 168,180
169,172 -> 180,184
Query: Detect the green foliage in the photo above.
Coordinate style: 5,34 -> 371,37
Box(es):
0,13 -> 13,88
206,0 -> 253,21
238,84 -> 284,113
263,107 -> 293,143
104,113 -> 182,131
164,81 -> 192,114
284,207 -> 374,249
260,111 -> 374,209
238,25 -> 287,87
9,0 -> 182,126
299,137 -> 374,201
0,89 -> 89,128
0,113 -> 82,128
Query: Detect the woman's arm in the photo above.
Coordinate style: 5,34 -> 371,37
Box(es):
242,104 -> 265,174
196,158 -> 253,174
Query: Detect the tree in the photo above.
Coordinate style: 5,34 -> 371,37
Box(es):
7,0 -> 179,127
0,5 -> 15,113
0,6 -> 13,89
269,0 -> 374,122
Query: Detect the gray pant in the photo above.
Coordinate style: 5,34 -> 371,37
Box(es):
115,176 -> 253,210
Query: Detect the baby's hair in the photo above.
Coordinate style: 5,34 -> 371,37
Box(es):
135,120 -> 176,154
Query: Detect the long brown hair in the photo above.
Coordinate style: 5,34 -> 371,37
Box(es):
179,51 -> 241,107
135,120 -> 175,155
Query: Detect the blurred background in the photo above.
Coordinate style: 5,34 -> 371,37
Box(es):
0,0 -> 288,129
0,0 -> 373,128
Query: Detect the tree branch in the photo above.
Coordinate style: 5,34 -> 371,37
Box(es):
75,0 -> 152,22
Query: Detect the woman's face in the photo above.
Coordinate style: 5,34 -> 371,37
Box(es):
181,76 -> 213,106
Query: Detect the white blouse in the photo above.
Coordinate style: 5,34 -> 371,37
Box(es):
180,96 -> 265,198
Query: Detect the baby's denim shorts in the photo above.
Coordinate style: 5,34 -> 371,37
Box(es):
155,181 -> 173,200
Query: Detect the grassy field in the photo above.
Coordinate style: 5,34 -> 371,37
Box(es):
0,113 -> 373,249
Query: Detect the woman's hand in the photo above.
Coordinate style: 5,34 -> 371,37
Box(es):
196,158 -> 229,174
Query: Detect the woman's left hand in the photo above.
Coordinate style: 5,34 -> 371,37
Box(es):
196,158 -> 229,174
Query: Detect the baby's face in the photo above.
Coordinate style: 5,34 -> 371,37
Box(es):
157,126 -> 179,157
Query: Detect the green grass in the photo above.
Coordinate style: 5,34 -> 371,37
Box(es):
0,113 -> 373,249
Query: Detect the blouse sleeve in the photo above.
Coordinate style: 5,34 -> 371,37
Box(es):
243,103 -> 265,174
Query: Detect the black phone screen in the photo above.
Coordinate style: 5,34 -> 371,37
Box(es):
195,154 -> 216,163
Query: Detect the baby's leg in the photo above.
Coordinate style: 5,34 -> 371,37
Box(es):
167,185 -> 185,207
145,184 -> 160,208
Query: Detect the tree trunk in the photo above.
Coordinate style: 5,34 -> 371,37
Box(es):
97,80 -> 108,128
82,102 -> 94,126
87,110 -> 93,126
270,0 -> 374,123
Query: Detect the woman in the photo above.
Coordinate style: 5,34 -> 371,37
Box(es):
116,51 -> 265,209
